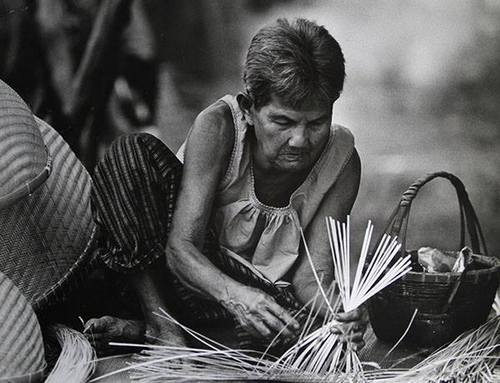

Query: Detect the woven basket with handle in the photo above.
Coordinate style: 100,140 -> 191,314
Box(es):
368,171 -> 500,348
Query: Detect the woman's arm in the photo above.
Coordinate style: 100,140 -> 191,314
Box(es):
166,101 -> 299,341
166,101 -> 235,299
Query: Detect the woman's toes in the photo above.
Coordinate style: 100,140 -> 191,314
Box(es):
83,316 -> 146,354
84,315 -> 115,334
82,315 -> 187,352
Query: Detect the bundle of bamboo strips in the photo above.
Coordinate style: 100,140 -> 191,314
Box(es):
493,290 -> 500,316
328,217 -> 411,313
271,217 -> 411,377
45,324 -> 96,383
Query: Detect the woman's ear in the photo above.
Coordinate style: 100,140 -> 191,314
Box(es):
236,92 -> 254,125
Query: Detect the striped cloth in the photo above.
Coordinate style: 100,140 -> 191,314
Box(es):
91,133 -> 307,351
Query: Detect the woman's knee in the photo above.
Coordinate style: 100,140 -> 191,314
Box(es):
94,133 -> 180,188
106,133 -> 164,170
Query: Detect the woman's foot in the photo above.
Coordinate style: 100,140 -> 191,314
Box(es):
143,310 -> 187,346
84,315 -> 186,355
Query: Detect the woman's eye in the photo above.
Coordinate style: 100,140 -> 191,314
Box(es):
309,120 -> 326,129
274,120 -> 291,126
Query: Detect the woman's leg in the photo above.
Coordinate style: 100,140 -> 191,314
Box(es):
131,261 -> 185,345
84,263 -> 186,352
84,133 -> 185,353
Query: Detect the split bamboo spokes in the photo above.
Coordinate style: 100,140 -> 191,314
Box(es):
46,324 -> 96,383
326,216 -> 412,313
387,315 -> 500,383
272,216 -> 411,376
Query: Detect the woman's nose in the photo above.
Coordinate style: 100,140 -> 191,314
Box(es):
288,126 -> 308,148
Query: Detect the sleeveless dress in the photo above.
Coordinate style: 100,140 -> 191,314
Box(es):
179,95 -> 355,285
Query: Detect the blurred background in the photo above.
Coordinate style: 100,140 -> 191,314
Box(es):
2,0 -> 500,257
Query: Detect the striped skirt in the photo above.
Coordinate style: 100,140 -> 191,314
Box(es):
91,133 -> 306,350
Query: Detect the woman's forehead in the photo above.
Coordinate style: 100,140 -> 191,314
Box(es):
262,94 -> 332,118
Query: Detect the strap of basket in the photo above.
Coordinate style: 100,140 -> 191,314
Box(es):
380,171 -> 488,259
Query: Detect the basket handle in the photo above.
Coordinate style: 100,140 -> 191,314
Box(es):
381,171 -> 488,258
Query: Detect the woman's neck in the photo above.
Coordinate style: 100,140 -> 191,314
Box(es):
252,161 -> 311,208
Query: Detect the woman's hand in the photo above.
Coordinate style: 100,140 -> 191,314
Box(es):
220,285 -> 301,344
331,305 -> 369,351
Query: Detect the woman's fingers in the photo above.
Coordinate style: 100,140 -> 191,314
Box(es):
241,307 -> 298,341
336,306 -> 369,325
333,307 -> 368,349
232,310 -> 267,339
330,324 -> 342,334
259,297 -> 301,342
83,316 -> 121,352
227,286 -> 301,342
335,308 -> 363,322
352,339 -> 365,351
330,313 -> 367,351
241,323 -> 262,339
265,299 -> 300,331
346,321 -> 367,334
83,316 -> 115,333
248,317 -> 273,339
259,310 -> 297,340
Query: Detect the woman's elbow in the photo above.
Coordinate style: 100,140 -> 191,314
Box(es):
165,238 -> 184,274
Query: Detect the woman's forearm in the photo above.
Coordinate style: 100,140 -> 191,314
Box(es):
165,239 -> 241,303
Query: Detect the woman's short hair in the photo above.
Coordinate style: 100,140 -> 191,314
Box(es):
243,18 -> 345,110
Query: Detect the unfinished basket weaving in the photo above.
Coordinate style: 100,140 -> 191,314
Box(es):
0,79 -> 96,311
0,270 -> 46,382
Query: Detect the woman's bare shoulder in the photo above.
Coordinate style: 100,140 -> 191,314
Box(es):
188,100 -> 234,147
193,99 -> 234,136
184,99 -> 235,177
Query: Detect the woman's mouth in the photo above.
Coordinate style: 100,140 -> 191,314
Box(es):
281,152 -> 306,161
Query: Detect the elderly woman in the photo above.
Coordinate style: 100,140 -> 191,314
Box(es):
85,18 -> 366,353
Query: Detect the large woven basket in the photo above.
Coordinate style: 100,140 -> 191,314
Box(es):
0,270 -> 46,382
0,79 -> 96,311
368,172 -> 500,348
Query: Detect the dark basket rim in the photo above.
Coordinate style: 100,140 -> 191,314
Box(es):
402,251 -> 500,282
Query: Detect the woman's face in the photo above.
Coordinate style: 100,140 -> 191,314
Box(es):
244,94 -> 332,173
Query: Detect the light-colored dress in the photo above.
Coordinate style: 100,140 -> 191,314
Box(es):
178,95 -> 355,284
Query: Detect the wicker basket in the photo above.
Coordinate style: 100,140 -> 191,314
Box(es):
368,172 -> 500,348
0,79 -> 96,311
0,270 -> 46,382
